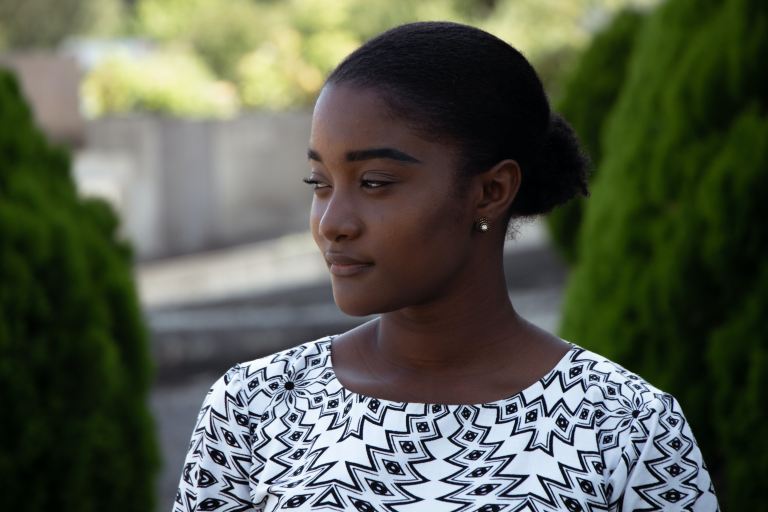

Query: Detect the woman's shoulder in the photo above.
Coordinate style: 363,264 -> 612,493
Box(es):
555,343 -> 699,449
206,335 -> 335,403
563,343 -> 675,409
237,335 -> 334,378
564,345 -> 719,510
562,344 -> 701,473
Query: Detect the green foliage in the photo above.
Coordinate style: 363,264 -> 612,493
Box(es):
0,0 -> 666,114
0,70 -> 158,511
0,0 -> 124,50
82,49 -> 238,117
547,9 -> 646,263
135,0 -> 270,80
83,0 -> 658,114
559,0 -> 768,508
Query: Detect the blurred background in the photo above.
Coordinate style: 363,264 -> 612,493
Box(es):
1,0 -> 765,510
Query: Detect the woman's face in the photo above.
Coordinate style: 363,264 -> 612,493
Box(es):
308,84 -> 478,316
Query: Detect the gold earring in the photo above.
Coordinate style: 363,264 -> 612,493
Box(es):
475,217 -> 490,233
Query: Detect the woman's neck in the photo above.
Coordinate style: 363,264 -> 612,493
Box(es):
374,255 -> 525,374
329,244 -> 570,404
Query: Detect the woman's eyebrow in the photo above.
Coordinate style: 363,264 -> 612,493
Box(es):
347,147 -> 422,163
307,147 -> 421,164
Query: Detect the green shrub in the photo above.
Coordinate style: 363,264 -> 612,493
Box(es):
0,70 -> 158,511
559,0 -> 768,508
82,49 -> 238,118
547,9 -> 646,263
135,0 -> 269,81
0,0 -> 124,50
108,0 -> 656,113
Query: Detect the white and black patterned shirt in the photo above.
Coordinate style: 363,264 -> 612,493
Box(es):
173,337 -> 718,511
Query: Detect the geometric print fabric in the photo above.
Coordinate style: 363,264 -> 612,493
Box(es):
174,336 -> 719,511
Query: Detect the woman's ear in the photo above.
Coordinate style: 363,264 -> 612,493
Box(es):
473,159 -> 522,221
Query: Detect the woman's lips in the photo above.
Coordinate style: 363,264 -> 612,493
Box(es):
329,262 -> 373,277
325,252 -> 373,277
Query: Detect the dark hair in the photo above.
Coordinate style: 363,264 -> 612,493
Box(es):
326,21 -> 589,217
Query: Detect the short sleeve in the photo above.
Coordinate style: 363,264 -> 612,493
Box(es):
609,394 -> 719,511
173,365 -> 258,512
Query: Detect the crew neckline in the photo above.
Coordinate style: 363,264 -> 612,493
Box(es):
322,336 -> 579,408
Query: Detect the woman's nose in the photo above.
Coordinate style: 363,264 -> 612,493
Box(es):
316,191 -> 363,243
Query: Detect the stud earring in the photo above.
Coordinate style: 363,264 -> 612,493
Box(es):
475,217 -> 490,233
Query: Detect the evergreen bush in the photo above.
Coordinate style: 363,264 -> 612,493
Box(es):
547,9 -> 645,263
559,0 -> 768,508
0,70 -> 158,511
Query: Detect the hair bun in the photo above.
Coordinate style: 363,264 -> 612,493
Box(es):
512,114 -> 591,216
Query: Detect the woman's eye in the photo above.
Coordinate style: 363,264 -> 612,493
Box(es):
302,177 -> 330,190
361,180 -> 390,189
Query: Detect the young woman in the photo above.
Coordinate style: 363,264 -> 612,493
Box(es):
174,22 -> 718,511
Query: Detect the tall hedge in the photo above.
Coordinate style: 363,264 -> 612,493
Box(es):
0,71 -> 158,511
559,0 -> 768,509
547,9 -> 645,264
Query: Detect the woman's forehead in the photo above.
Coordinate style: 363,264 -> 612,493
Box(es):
310,84 -> 437,160
312,85 -> 395,133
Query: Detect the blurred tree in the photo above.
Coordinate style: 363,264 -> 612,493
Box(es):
559,0 -> 768,508
478,0 -> 656,92
134,0 -> 269,80
0,69 -> 158,511
0,0 -> 124,50
104,0 -> 659,113
82,48 -> 238,117
237,26 -> 329,110
547,9 -> 646,263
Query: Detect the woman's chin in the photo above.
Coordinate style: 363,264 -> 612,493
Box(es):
332,291 -> 397,317
333,298 -> 378,317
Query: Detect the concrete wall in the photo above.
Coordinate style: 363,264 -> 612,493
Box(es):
78,117 -> 166,257
212,113 -> 313,243
76,113 -> 313,259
